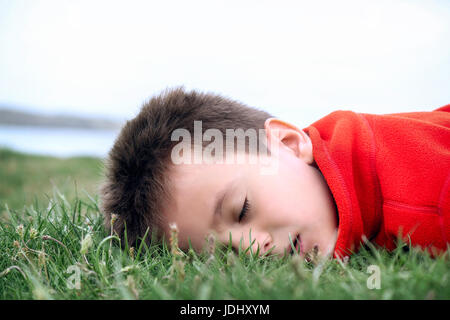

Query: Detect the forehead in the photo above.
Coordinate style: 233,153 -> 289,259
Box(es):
163,162 -> 242,250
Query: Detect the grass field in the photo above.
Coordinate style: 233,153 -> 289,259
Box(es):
0,148 -> 103,210
0,148 -> 449,300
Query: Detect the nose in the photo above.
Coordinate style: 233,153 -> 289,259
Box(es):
229,229 -> 273,255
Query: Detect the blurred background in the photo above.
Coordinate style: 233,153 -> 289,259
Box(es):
0,0 -> 449,209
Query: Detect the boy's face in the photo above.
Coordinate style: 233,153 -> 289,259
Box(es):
163,118 -> 338,258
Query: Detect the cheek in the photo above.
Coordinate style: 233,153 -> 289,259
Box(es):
251,162 -> 316,223
253,176 -> 302,222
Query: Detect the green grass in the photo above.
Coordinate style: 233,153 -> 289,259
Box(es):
0,148 -> 103,211
0,148 -> 449,300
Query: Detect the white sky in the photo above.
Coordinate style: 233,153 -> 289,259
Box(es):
0,0 -> 449,127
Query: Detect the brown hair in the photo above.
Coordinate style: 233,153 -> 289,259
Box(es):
100,87 -> 273,248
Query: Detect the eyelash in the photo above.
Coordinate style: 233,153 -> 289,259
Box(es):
239,197 -> 250,222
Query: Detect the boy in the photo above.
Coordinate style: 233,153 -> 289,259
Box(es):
100,87 -> 450,259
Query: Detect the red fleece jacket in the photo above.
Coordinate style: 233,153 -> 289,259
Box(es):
304,104 -> 450,259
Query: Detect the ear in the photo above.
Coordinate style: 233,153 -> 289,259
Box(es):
264,118 -> 314,164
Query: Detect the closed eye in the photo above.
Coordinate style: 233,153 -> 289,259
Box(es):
239,197 -> 250,222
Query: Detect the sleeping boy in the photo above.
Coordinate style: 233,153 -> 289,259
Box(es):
100,87 -> 450,259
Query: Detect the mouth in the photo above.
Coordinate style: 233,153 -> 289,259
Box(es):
289,234 -> 302,255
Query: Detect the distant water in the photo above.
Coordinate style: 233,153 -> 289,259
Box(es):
0,125 -> 120,158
